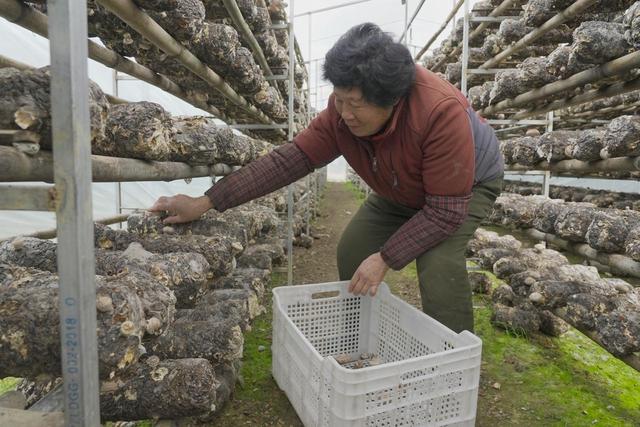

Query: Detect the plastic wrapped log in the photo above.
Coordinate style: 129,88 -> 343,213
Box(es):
467,228 -> 522,256
568,128 -> 605,161
97,102 -> 173,161
225,47 -> 266,95
201,0 -> 228,19
511,136 -> 543,166
623,2 -> 640,49
99,358 -> 217,421
563,293 -> 616,331
594,311 -> 640,356
528,279 -> 618,310
0,237 -> 207,309
192,22 -> 241,69
497,18 -> 571,45
601,115 -> 640,159
585,210 -> 640,253
133,0 -> 181,11
171,116 -> 273,165
253,83 -> 288,122
273,28 -> 288,49
241,241 -> 285,265
510,263 -> 602,297
145,318 -> 243,364
266,0 -> 286,22
498,139 -> 516,165
493,247 -> 569,279
480,34 -> 502,60
445,62 -> 462,85
570,22 -> 630,66
146,0 -> 205,41
94,223 -> 241,278
0,67 -> 109,148
211,267 -> 270,300
197,288 -> 262,322
501,195 -> 547,229
553,203 -> 599,243
0,237 -> 58,272
255,29 -> 283,62
0,265 -> 156,379
211,361 -> 239,414
468,272 -> 492,294
176,298 -> 252,332
190,23 -> 278,106
467,85 -> 485,111
624,225 -> 640,261
97,243 -> 208,309
538,310 -> 569,336
475,247 -> 518,270
169,116 -> 227,165
490,58 -> 556,105
545,45 -> 571,78
250,6 -> 271,33
127,205 -> 277,246
523,0 -> 574,27
237,251 -> 273,270
86,0 -> 146,57
535,130 -> 579,162
533,199 -> 565,233
491,303 -> 541,334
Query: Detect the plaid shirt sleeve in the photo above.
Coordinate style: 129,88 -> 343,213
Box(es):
205,143 -> 313,212
380,97 -> 475,270
379,194 -> 472,270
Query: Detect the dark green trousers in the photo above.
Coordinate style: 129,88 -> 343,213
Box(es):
337,178 -> 502,333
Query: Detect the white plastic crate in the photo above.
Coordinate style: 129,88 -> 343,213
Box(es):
272,281 -> 482,427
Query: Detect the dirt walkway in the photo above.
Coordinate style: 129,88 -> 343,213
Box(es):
291,182 -> 357,285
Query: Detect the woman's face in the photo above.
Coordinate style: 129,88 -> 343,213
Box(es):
333,87 -> 394,137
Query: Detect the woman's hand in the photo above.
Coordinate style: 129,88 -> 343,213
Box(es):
149,194 -> 213,224
348,252 -> 389,297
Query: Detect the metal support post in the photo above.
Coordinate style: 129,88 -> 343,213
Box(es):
112,69 -> 123,227
403,0 -> 408,46
543,111 -> 554,197
287,0 -> 296,285
460,0 -> 470,95
49,0 -> 100,424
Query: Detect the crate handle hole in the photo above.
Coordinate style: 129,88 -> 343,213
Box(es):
311,290 -> 340,299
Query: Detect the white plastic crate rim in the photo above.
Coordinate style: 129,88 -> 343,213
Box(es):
272,281 -> 482,427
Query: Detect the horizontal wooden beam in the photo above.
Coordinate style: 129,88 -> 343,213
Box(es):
0,146 -> 232,182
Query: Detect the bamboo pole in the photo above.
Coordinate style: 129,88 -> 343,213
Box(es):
479,0 -> 598,69
431,0 -> 517,72
0,214 -> 129,242
526,228 -> 640,278
511,75 -> 640,120
481,51 -> 640,116
415,0 -> 464,61
506,156 -> 640,175
0,146 -> 232,183
0,0 -> 227,120
559,100 -> 640,121
0,53 -> 30,70
222,0 -> 273,78
96,0 -> 273,125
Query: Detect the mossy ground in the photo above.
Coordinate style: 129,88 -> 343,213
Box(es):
0,377 -> 19,395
